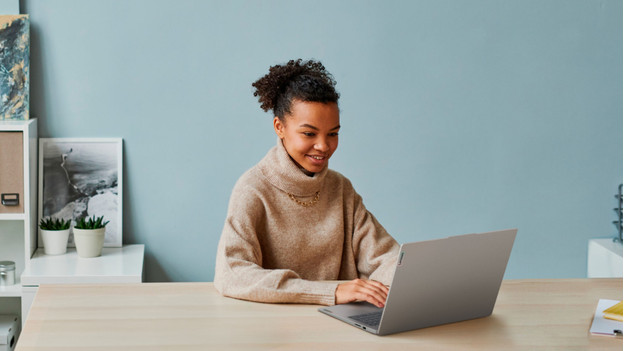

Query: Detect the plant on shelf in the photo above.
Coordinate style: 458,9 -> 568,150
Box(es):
39,217 -> 71,255
39,217 -> 71,231
74,215 -> 110,230
73,215 -> 109,258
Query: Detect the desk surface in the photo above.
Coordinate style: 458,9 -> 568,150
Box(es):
16,279 -> 623,350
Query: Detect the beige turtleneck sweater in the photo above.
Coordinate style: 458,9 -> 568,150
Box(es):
214,139 -> 400,305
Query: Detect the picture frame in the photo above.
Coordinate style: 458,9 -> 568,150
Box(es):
38,138 -> 123,248
0,15 -> 30,120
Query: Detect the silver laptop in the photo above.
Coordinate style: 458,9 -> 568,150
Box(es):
319,229 -> 517,335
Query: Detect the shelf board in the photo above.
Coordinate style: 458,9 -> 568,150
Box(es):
21,245 -> 145,285
0,120 -> 31,130
0,277 -> 21,297
0,213 -> 26,220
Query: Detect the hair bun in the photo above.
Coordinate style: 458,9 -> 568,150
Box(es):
252,59 -> 338,115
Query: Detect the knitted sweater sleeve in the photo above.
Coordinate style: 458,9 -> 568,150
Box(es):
213,179 -> 339,306
350,190 -> 400,285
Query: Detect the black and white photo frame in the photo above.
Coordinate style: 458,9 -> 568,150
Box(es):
38,138 -> 123,247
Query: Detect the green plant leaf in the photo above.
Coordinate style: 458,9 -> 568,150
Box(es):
74,215 -> 108,229
39,217 -> 71,230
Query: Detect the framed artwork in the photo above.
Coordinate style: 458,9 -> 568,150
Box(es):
0,15 -> 29,120
38,138 -> 123,247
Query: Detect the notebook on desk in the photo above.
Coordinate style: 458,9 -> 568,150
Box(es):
319,228 -> 517,335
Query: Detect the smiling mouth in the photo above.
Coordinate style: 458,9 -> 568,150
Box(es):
308,155 -> 326,160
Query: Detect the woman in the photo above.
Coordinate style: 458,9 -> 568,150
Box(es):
214,59 -> 399,308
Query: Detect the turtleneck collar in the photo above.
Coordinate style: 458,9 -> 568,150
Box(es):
257,138 -> 328,196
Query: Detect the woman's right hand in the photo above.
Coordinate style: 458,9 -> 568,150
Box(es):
335,278 -> 389,308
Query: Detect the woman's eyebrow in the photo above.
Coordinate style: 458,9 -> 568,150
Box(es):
298,124 -> 341,131
299,123 -> 319,130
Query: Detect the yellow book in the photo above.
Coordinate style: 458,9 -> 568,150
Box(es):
603,301 -> 623,322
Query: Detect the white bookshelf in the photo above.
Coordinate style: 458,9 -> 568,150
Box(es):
0,119 -> 37,326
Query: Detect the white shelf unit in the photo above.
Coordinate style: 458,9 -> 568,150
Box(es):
587,238 -> 623,278
0,119 -> 37,324
20,245 -> 144,321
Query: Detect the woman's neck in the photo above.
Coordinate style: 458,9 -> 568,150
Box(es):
289,155 -> 315,177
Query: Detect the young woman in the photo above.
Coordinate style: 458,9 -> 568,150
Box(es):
214,59 -> 399,308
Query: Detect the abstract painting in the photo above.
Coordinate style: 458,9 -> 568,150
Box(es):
39,138 -> 123,247
0,15 -> 29,120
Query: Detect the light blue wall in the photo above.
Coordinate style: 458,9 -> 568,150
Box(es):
0,0 -> 18,14
21,0 -> 622,281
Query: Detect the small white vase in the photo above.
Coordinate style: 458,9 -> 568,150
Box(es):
73,227 -> 106,258
40,228 -> 70,255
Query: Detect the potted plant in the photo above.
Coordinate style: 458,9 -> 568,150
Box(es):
39,217 -> 71,255
73,215 -> 109,258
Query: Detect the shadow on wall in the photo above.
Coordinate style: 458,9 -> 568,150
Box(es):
28,22 -> 49,134
121,150 -> 171,282
142,252 -> 171,282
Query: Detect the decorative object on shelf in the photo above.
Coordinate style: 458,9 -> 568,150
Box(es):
0,15 -> 29,120
38,138 -> 123,248
0,130 -> 24,214
614,184 -> 622,243
0,261 -> 15,286
0,314 -> 18,351
73,215 -> 109,258
39,217 -> 71,255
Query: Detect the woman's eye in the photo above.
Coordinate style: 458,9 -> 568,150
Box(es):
303,132 -> 315,137
329,132 -> 339,137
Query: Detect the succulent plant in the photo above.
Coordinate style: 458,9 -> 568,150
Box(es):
39,217 -> 71,230
74,215 -> 109,230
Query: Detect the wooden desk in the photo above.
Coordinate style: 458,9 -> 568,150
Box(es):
15,279 -> 623,350
19,244 -> 144,326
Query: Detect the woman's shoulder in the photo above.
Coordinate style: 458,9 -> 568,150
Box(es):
231,165 -> 269,194
225,167 -> 271,216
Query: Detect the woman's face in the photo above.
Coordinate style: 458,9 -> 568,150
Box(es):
274,100 -> 340,174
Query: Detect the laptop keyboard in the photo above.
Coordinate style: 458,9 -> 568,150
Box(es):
349,311 -> 382,328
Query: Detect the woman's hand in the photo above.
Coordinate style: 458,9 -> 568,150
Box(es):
335,279 -> 389,308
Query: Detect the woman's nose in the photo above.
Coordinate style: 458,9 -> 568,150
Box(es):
315,138 -> 330,152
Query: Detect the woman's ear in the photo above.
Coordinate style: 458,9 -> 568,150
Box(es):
273,116 -> 285,139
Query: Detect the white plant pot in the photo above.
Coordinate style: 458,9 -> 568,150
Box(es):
40,228 -> 70,255
73,227 -> 106,258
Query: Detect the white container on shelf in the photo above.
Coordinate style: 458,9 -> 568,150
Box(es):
0,315 -> 18,351
73,228 -> 105,258
40,229 -> 70,255
0,262 -> 15,287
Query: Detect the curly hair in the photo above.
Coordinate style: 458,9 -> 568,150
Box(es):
252,59 -> 340,119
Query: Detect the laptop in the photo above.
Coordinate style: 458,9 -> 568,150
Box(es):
319,228 -> 517,335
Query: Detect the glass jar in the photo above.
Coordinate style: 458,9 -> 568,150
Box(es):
0,261 -> 16,286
